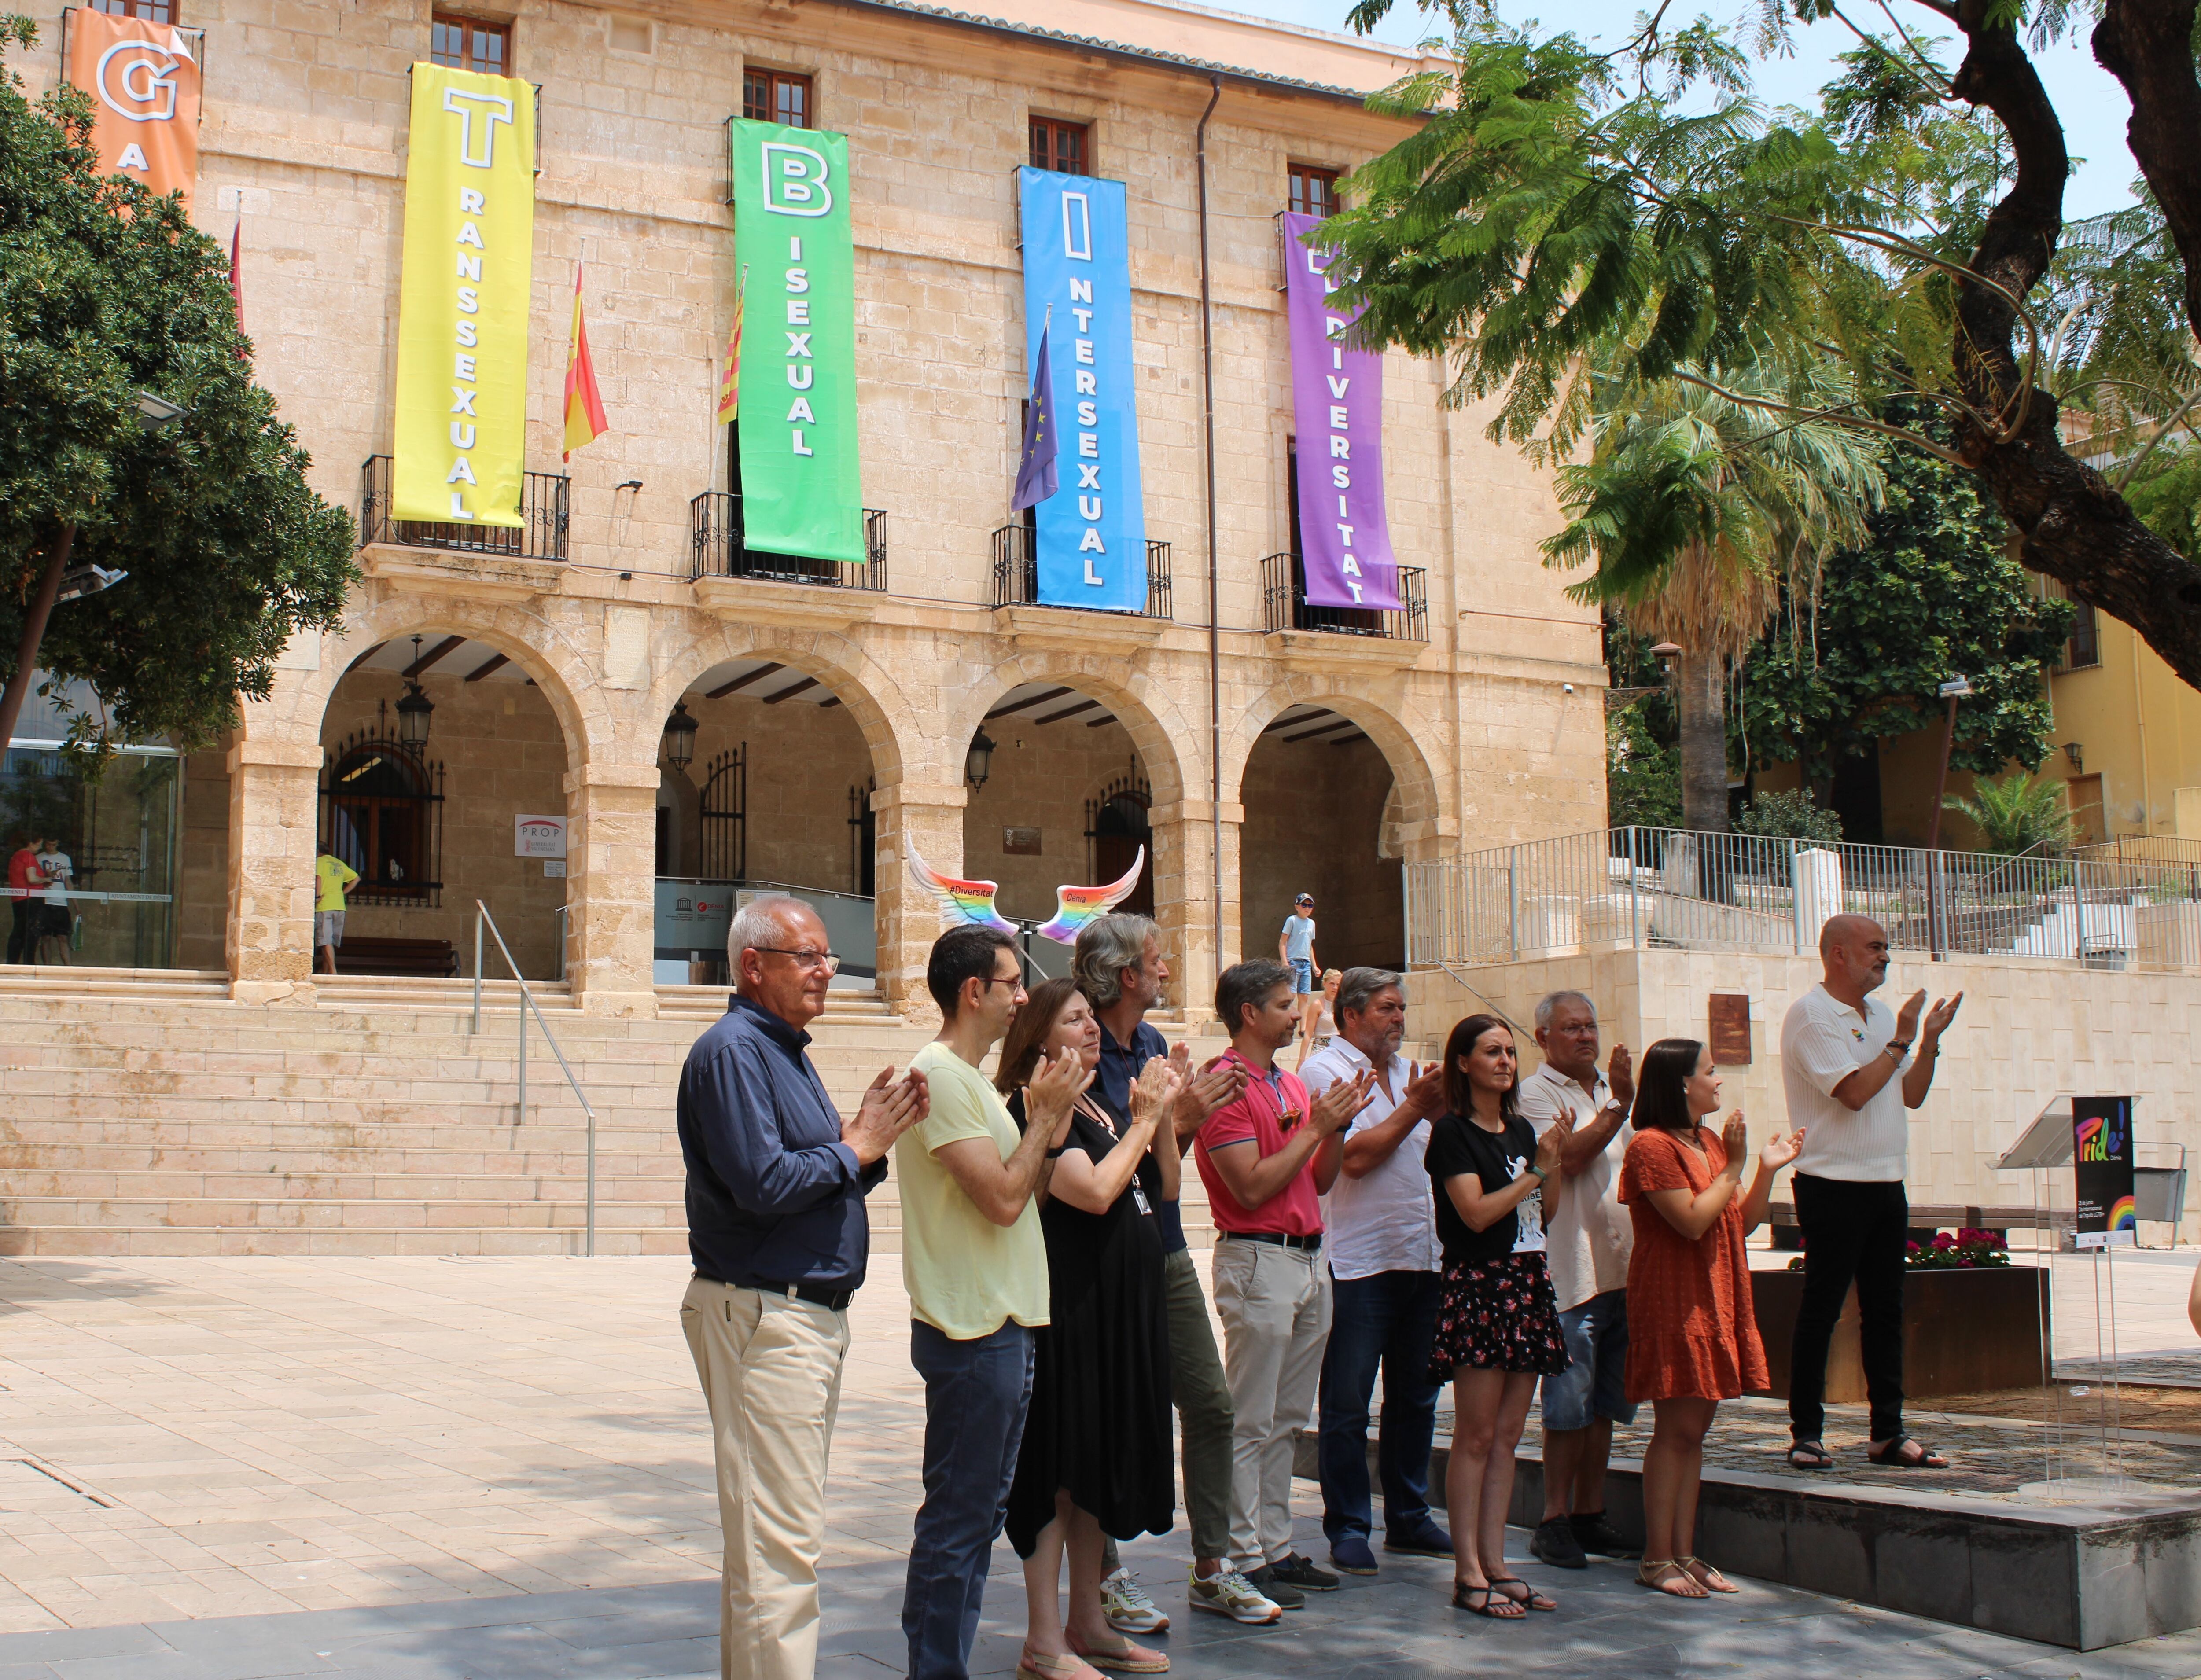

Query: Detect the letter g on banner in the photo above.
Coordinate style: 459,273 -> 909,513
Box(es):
763,143 -> 833,217
95,37 -> 184,121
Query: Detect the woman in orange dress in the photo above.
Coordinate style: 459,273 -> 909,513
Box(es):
1619,1038 -> 1803,1599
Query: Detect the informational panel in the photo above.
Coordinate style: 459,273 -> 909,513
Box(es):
1706,992 -> 1752,1066
392,62 -> 535,526
1282,210 -> 1399,610
64,9 -> 203,207
513,815 -> 566,858
1018,167 -> 1147,612
2072,1095 -> 2137,1249
729,118 -> 865,563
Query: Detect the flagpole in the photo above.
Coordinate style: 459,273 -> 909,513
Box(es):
1011,303 -> 1052,519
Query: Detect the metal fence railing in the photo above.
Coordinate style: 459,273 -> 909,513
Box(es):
1259,552 -> 1428,642
360,455 -> 570,560
689,492 -> 887,591
989,523 -> 1174,620
1406,826 -> 2201,974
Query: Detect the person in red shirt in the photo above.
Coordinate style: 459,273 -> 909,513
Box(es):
1195,959 -> 1373,1606
6,836 -> 44,966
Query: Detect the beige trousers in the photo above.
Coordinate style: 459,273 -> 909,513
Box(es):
1211,1237 -> 1332,1571
680,1276 -> 852,1680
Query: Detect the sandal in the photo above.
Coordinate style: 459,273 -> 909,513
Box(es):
1487,1575 -> 1558,1612
1786,1439 -> 1834,1470
1018,1650 -> 1103,1680
1866,1434 -> 1950,1470
1677,1556 -> 1739,1595
1451,1581 -> 1525,1619
1066,1628 -> 1169,1675
1636,1559 -> 1708,1599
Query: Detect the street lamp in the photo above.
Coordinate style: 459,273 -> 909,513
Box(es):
135,390 -> 187,431
965,728 -> 997,790
394,635 -> 434,750
662,700 -> 699,771
1924,674 -> 1972,854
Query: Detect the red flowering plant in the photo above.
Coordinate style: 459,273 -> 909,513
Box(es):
1904,1228 -> 2011,1270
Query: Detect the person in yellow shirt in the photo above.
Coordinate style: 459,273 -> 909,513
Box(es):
314,842 -> 360,974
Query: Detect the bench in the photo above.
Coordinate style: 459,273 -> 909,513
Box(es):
331,935 -> 459,978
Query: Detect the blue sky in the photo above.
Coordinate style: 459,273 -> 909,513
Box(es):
1231,0 -> 2138,221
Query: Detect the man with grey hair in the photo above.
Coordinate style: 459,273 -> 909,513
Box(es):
1518,989 -> 1637,1569
1303,967 -> 1451,1576
1073,914 -> 1277,1627
677,893 -> 931,1680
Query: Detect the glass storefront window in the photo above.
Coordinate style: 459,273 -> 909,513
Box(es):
3,675 -> 181,969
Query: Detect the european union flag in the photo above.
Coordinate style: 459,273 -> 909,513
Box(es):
1011,320 -> 1057,512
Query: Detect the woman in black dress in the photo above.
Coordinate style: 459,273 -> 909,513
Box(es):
999,977 -> 1181,1679
1424,1013 -> 1571,1620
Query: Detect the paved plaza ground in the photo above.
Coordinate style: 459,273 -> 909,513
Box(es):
0,1253 -> 2197,1679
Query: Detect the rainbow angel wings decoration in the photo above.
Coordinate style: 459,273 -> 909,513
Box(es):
906,843 -> 1146,947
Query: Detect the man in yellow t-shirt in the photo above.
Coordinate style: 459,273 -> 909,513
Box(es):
894,926 -> 1083,1680
314,842 -> 360,974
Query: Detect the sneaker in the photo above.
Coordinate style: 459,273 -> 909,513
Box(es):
1570,1511 -> 1641,1560
1262,1552 -> 1340,1592
1240,1564 -> 1307,1610
1100,1568 -> 1170,1634
1529,1515 -> 1588,1569
1329,1534 -> 1378,1576
1187,1565 -> 1284,1624
1383,1518 -> 1454,1559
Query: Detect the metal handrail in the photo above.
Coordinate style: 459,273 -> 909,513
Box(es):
471,900 -> 599,1256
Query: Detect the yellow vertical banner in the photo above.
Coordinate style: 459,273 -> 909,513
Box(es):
392,63 -> 535,527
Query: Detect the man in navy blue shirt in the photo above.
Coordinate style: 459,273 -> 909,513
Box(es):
679,893 -> 928,1680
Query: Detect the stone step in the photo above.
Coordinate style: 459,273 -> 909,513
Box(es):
0,964 -> 231,1000
313,975 -> 582,1012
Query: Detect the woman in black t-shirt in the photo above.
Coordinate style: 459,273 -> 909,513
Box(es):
1423,1013 -> 1570,1620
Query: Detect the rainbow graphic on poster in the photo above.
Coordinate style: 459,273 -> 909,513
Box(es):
2108,1194 -> 2138,1232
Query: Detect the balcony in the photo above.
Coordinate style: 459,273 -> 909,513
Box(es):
688,492 -> 886,627
357,455 -> 570,599
988,523 -> 1173,651
1259,551 -> 1428,669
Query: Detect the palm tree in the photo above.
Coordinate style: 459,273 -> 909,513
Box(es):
1546,361 -> 1886,831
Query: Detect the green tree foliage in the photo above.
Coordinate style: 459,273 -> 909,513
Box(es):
1607,701 -> 1682,830
1739,441 -> 2071,788
1735,787 -> 1843,842
1943,768 -> 2075,855
0,16 -> 354,750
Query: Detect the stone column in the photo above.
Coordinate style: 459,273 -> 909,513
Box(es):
563,761 -> 659,1016
872,777 -> 967,1017
1150,797 -> 1241,1026
225,737 -> 323,1004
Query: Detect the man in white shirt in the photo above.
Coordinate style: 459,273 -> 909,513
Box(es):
1516,990 -> 1637,1570
1301,968 -> 1452,1577
1781,914 -> 1962,1472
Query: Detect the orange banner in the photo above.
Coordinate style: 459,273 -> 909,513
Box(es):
64,8 -> 203,209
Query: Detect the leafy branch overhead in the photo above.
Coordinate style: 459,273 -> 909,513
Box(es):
0,14 -> 354,752
1327,0 -> 2201,694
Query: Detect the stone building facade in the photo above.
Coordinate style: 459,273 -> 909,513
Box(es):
30,0 -> 1607,1015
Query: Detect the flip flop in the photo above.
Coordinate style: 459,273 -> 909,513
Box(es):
1487,1575 -> 1558,1612
1677,1556 -> 1740,1594
1786,1440 -> 1834,1470
1451,1582 -> 1525,1619
1866,1434 -> 1950,1469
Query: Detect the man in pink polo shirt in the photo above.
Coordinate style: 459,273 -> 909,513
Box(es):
1196,959 -> 1374,1605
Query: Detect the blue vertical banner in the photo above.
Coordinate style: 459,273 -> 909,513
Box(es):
1018,167 -> 1147,611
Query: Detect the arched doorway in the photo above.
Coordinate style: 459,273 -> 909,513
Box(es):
657,657 -> 881,989
1087,766 -> 1154,916
1238,702 -> 1410,974
317,631 -> 570,979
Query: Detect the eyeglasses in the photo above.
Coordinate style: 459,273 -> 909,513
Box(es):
754,947 -> 842,975
979,972 -> 1023,991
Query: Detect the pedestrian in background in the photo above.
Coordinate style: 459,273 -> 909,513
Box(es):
1516,990 -> 1638,1570
1276,895 -> 1321,1067
35,836 -> 73,964
676,895 -> 930,1680
1621,1038 -> 1802,1598
1423,1013 -> 1569,1620
1298,969 -> 1343,1069
313,840 -> 357,976
998,978 -> 1181,1678
6,834 -> 43,965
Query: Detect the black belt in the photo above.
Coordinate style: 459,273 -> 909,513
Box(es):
1222,1231 -> 1323,1252
734,1277 -> 855,1312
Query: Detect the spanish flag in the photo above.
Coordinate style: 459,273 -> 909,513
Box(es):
562,263 -> 608,461
715,267 -> 745,425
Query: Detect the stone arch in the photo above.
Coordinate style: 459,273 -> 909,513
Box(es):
943,652 -> 1196,812
1224,679 -> 1446,842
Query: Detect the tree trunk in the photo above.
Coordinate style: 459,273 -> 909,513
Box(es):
1676,649 -> 1730,832
0,526 -> 74,757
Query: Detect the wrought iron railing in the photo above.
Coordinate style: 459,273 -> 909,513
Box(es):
689,492 -> 887,591
1405,825 -> 2201,974
990,523 -> 1174,619
359,456 -> 569,560
1259,551 -> 1427,641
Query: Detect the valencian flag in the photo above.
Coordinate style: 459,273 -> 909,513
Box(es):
716,268 -> 746,424
1011,312 -> 1057,511
563,263 -> 607,461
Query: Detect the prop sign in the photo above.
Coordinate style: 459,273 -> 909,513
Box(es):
2072,1095 -> 2136,1250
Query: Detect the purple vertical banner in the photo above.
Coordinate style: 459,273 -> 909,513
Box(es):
1284,211 -> 1399,610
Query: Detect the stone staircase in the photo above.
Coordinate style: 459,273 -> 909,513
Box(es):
0,974 -> 1229,1258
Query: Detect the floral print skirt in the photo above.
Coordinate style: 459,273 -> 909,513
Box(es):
1427,1251 -> 1570,1382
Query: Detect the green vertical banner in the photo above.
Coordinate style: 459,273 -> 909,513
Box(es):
728,118 -> 864,563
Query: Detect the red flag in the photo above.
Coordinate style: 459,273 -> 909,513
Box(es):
228,217 -> 246,355
563,263 -> 608,461
716,267 -> 745,424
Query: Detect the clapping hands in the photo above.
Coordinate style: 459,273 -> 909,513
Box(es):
1130,1055 -> 1183,1133
1309,1067 -> 1377,1136
1027,1046 -> 1094,1146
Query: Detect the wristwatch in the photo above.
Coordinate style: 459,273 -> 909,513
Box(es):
1884,1039 -> 1912,1059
